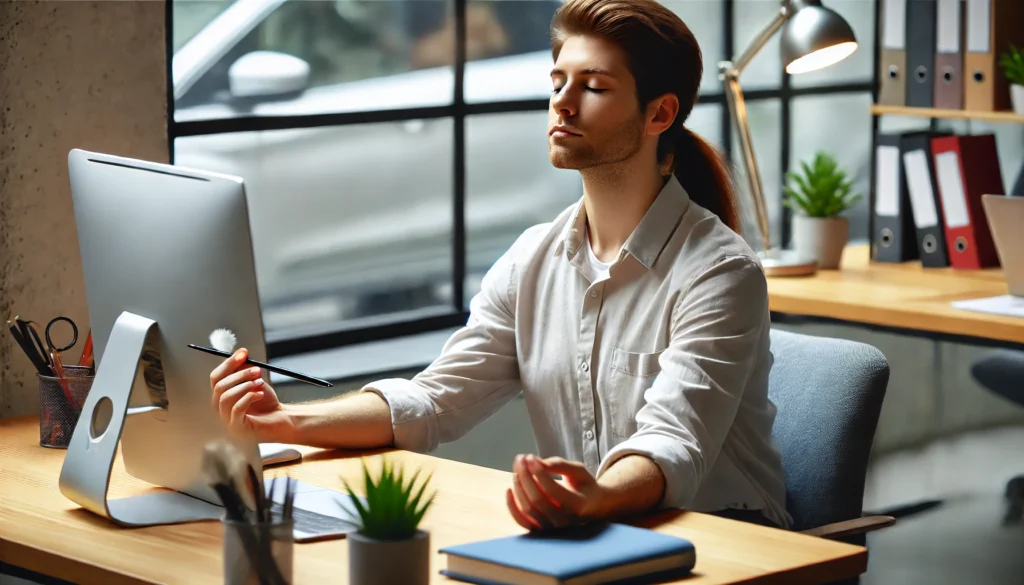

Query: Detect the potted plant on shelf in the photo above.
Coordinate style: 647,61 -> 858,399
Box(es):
783,151 -> 862,270
999,44 -> 1024,116
342,457 -> 435,585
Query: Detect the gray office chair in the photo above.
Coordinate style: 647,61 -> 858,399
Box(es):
768,329 -> 896,547
970,349 -> 1024,524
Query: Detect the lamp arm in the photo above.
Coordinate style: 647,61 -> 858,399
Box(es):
718,1 -> 793,252
732,2 -> 792,75
723,73 -> 772,251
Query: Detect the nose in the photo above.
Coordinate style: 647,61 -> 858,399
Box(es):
550,86 -> 578,119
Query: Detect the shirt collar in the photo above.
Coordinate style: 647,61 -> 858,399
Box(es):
554,175 -> 691,270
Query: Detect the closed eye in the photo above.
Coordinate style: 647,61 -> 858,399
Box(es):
551,86 -> 608,94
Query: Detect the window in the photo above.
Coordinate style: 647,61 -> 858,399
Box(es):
169,0 -> 878,360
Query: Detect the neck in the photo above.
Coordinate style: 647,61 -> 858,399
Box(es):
580,157 -> 665,264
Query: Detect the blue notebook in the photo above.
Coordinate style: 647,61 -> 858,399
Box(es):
439,523 -> 696,585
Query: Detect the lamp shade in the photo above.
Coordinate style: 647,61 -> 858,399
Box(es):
781,0 -> 858,74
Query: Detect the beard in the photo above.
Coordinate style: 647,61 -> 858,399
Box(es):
548,114 -> 645,171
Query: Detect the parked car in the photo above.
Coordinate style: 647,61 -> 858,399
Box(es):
172,0 -> 581,334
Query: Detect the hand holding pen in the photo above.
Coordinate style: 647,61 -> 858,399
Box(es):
209,348 -> 296,444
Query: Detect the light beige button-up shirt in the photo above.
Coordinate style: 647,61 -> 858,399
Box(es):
365,175 -> 791,529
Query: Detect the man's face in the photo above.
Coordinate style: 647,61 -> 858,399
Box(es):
548,35 -> 646,171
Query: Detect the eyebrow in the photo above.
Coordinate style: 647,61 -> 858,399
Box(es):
550,68 -> 617,78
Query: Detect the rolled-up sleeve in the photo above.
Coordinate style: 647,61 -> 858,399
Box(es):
597,255 -> 769,509
362,249 -> 522,453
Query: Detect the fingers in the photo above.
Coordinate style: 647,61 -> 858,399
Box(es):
218,380 -> 264,426
209,348 -> 248,390
538,456 -> 593,487
506,489 -> 538,531
230,391 -> 262,431
513,455 -> 572,529
526,456 -> 585,512
211,366 -> 263,410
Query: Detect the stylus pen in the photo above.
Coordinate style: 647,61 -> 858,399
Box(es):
188,344 -> 333,388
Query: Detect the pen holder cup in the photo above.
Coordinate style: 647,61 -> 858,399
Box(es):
223,518 -> 294,585
37,365 -> 94,448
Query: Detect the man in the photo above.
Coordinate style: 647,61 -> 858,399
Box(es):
210,0 -> 791,531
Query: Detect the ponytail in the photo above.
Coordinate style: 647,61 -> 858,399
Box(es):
665,126 -> 741,233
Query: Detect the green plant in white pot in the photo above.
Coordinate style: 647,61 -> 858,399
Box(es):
998,44 -> 1024,116
341,458 -> 435,585
784,151 -> 862,269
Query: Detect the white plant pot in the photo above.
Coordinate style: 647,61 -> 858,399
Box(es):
348,529 -> 430,585
1012,84 -> 1024,117
791,215 -> 849,269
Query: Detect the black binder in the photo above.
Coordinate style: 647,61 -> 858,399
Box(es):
873,132 -> 920,263
901,131 -> 951,267
906,0 -> 938,108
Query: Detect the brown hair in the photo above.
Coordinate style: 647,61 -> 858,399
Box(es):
550,0 -> 741,232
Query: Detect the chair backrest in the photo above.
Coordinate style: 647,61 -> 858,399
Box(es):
768,329 -> 890,540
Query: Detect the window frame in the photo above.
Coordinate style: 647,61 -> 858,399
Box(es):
166,0 -> 878,360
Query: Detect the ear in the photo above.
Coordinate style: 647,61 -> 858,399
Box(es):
645,93 -> 680,137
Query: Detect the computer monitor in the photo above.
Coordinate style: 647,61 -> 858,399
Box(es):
63,148 -> 266,523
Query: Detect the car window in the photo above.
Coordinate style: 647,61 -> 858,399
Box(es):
175,0 -> 562,110
172,0 -> 234,53
256,1 -> 426,89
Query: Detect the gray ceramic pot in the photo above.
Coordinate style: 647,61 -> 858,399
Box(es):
348,529 -> 430,585
791,215 -> 849,269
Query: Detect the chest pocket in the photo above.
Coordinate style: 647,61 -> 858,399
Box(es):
605,347 -> 664,438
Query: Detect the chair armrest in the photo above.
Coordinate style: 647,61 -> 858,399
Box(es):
800,515 -> 896,539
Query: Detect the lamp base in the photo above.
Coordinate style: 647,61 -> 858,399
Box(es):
757,248 -> 818,277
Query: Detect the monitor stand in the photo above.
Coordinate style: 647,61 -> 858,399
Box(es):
58,311 -> 223,526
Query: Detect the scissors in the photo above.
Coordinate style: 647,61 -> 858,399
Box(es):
10,316 -> 81,408
43,315 -> 79,358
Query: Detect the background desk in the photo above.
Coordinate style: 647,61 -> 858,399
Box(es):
0,416 -> 866,585
767,244 -> 1023,349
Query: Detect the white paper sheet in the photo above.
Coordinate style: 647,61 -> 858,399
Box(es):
951,295 -> 1024,318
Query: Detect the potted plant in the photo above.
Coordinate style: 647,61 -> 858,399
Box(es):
783,151 -> 862,269
998,44 -> 1024,116
341,457 -> 435,585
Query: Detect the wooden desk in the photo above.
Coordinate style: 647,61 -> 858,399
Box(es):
767,244 -> 1023,347
0,416 -> 865,585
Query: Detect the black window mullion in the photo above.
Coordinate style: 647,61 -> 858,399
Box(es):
780,67 -> 792,248
453,0 -> 467,313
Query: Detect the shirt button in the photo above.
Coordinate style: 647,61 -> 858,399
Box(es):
584,430 -> 594,440
581,361 -> 589,372
590,290 -> 598,298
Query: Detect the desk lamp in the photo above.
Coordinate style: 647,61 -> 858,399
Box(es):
719,0 -> 858,276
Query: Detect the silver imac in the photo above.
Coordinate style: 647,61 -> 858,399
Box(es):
61,148 -> 267,525
61,149 -> 361,540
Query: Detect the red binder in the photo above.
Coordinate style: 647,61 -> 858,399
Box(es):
930,134 -> 1005,269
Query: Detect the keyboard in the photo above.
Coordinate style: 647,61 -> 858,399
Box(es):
270,501 -> 361,542
265,478 -> 365,542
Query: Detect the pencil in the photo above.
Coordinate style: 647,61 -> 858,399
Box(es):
188,344 -> 333,388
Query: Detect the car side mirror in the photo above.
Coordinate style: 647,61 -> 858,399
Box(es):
228,51 -> 310,103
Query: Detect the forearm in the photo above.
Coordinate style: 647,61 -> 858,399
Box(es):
283,391 -> 394,449
590,455 -> 666,520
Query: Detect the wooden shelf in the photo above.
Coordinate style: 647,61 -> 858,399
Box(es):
871,104 -> 1024,123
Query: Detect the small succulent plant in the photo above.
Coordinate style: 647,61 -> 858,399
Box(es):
783,151 -> 862,218
341,457 -> 435,540
999,44 -> 1024,86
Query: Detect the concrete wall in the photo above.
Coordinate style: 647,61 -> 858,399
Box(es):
0,0 -> 168,417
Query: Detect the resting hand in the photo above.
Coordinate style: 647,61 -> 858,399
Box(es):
209,348 -> 292,443
506,454 -> 608,531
